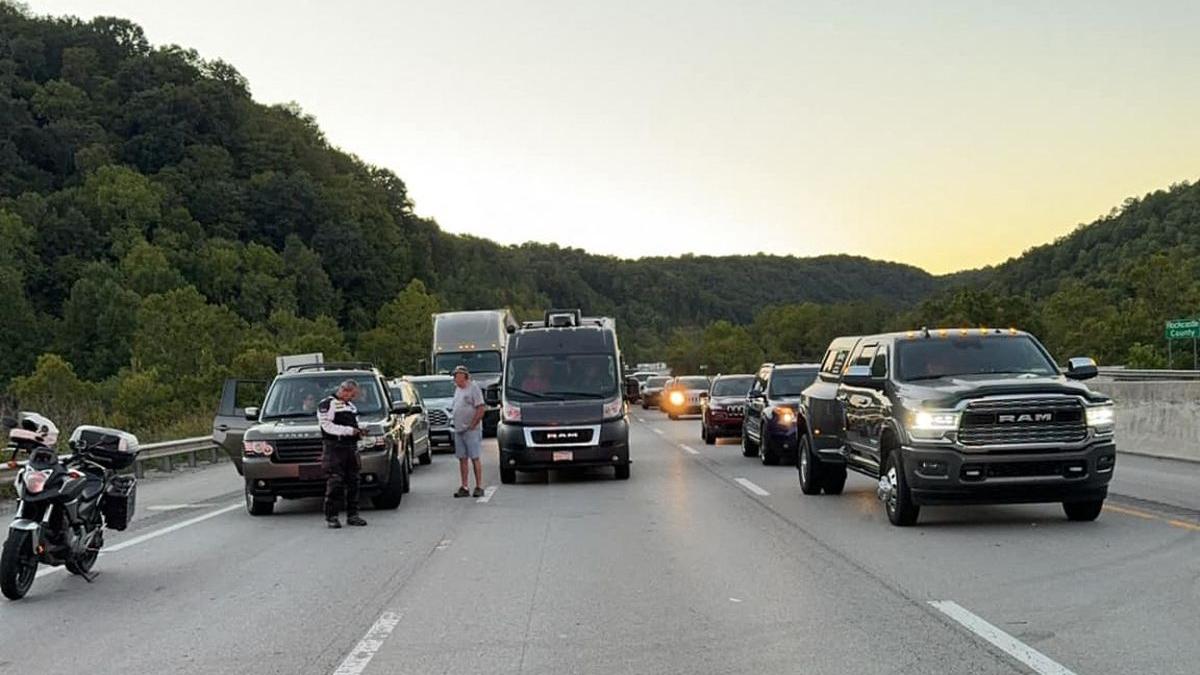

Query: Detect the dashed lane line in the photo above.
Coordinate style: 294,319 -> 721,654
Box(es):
679,444 -> 700,455
652,428 -> 664,436
476,485 -> 498,503
929,600 -> 1077,675
331,610 -> 403,675
733,478 -> 770,497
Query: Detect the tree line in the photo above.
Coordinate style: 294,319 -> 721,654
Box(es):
2,5 -> 1198,441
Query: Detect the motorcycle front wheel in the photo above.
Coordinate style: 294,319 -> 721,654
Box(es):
1,530 -> 38,600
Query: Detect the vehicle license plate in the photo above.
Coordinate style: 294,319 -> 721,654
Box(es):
552,451 -> 574,462
299,464 -> 325,480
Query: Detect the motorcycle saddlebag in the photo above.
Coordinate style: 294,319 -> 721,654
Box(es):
70,425 -> 140,471
101,475 -> 137,531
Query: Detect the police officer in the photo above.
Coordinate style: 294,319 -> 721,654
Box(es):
317,379 -> 368,528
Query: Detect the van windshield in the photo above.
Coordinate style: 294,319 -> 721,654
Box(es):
434,351 -> 502,374
506,354 -> 618,402
262,375 -> 384,419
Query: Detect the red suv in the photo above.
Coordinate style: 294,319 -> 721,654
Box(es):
701,374 -> 754,444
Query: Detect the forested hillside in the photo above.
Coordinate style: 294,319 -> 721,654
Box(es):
0,5 -> 937,437
3,4 -> 1198,441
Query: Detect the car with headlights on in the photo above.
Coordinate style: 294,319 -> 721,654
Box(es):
640,376 -> 670,410
800,328 -> 1115,526
661,376 -> 711,420
700,374 -> 754,444
743,364 -> 820,464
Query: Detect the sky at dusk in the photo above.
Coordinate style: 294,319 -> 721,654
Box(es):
28,0 -> 1200,273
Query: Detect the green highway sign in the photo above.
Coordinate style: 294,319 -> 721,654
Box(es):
1165,319 -> 1200,340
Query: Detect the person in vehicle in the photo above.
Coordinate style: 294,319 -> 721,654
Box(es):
520,360 -> 552,393
451,365 -> 487,498
300,389 -> 319,413
317,380 -> 367,529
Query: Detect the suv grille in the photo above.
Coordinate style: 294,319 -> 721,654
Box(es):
427,409 -> 450,427
273,439 -> 323,464
958,397 -> 1087,447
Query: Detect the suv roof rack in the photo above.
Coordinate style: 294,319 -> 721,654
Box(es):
287,361 -> 379,373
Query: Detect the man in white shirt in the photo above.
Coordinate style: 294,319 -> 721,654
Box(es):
450,365 -> 486,498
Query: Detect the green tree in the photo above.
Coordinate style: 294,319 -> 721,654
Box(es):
356,279 -> 440,375
120,239 -> 186,295
701,321 -> 763,373
58,263 -> 141,381
7,354 -> 102,438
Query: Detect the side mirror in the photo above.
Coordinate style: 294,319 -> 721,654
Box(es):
624,377 -> 641,402
484,383 -> 501,407
1065,357 -> 1098,381
390,400 -> 411,415
842,365 -> 884,389
243,406 -> 260,421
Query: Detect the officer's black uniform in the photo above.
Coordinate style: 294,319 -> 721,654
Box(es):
317,395 -> 361,523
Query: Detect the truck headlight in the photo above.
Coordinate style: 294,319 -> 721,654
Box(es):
1086,403 -> 1114,432
502,402 -> 522,422
602,398 -> 624,419
907,410 -> 959,440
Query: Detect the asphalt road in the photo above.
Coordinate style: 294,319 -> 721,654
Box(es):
1,412 -> 1197,675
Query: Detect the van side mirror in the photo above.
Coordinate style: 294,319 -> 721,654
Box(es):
484,383 -> 501,407
842,365 -> 884,389
1065,357 -> 1098,381
244,406 -> 260,421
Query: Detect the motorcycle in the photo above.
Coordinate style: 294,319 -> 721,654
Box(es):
1,412 -> 139,600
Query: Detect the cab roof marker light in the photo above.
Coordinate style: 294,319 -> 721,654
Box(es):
1009,327 -> 1018,335
938,328 -> 949,338
980,325 -> 988,334
906,331 -> 915,338
959,327 -> 969,336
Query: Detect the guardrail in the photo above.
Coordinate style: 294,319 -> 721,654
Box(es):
1097,368 -> 1200,381
1,436 -> 222,483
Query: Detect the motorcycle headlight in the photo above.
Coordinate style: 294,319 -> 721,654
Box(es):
1086,403 -> 1114,432
907,410 -> 960,440
242,440 -> 274,457
24,469 -> 50,494
602,398 -> 624,419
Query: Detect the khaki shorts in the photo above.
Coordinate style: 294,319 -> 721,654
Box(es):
453,429 -> 483,459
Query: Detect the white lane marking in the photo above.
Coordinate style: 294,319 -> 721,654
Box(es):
476,486 -> 498,503
435,539 -> 452,551
734,478 -> 770,496
34,502 -> 241,578
635,416 -> 645,423
105,502 -> 241,553
729,597 -> 743,603
146,503 -> 213,511
928,601 -> 1077,675
652,428 -> 664,436
679,444 -> 700,455
331,610 -> 403,675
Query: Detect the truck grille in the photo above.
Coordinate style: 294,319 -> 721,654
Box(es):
530,428 -> 595,445
272,439 -> 324,464
427,409 -> 450,427
958,397 -> 1087,447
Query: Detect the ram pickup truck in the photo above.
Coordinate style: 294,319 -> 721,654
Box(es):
798,329 -> 1115,526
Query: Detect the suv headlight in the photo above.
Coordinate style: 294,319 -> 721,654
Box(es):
907,410 -> 960,440
242,440 -> 275,457
357,435 -> 387,451
602,398 -> 625,419
774,408 -> 796,427
668,390 -> 685,407
1086,403 -> 1114,432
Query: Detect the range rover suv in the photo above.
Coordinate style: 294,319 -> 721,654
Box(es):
799,329 -> 1115,526
215,363 -> 411,516
495,310 -> 637,483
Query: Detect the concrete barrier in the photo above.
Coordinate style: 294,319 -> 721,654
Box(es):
1093,379 -> 1200,463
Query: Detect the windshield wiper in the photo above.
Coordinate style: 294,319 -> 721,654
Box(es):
506,386 -> 560,400
542,391 -> 607,399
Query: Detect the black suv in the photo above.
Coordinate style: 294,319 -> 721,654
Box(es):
799,329 -> 1115,526
742,363 -> 820,465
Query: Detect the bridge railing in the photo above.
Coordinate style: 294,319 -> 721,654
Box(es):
1,436 -> 221,483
